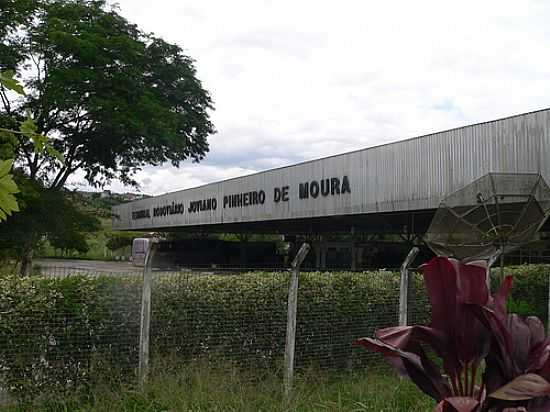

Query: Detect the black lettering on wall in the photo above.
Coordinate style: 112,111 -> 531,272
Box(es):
321,179 -> 330,196
188,197 -> 217,214
274,186 -> 289,202
297,176 -> 351,201
224,190 -> 266,208
299,182 -> 309,199
341,175 -> 351,194
330,177 -> 340,195
310,181 -> 319,198
132,209 -> 151,220
281,186 -> 289,201
274,187 -> 281,202
152,202 -> 185,218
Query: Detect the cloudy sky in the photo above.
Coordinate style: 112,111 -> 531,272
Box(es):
69,0 -> 550,195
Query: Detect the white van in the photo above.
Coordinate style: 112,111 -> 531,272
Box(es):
132,238 -> 150,267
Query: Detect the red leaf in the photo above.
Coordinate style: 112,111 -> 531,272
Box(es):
421,257 -> 459,333
432,397 -> 479,412
421,257 -> 491,369
375,324 -> 461,376
526,316 -> 545,348
492,275 -> 514,320
446,397 -> 480,412
489,373 -> 550,401
457,261 -> 489,305
507,314 -> 532,370
354,337 -> 450,401
530,341 -> 550,379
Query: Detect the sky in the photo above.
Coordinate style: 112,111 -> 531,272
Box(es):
69,0 -> 550,195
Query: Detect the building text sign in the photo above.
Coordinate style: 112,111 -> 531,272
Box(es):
130,175 -> 351,221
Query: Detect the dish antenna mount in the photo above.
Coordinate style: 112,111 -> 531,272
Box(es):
424,173 -> 550,263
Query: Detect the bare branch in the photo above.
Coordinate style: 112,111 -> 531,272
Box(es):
0,85 -> 12,114
53,159 -> 84,189
14,134 -> 35,172
50,143 -> 80,188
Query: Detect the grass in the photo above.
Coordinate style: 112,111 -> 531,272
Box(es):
6,360 -> 434,412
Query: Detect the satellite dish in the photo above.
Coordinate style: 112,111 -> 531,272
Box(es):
424,173 -> 550,263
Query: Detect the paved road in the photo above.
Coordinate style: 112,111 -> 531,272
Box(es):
35,258 -> 141,274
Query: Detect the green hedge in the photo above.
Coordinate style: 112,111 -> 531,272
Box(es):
2,265 -> 549,401
0,274 -> 142,401
149,271 -> 401,370
0,270 -> 401,401
491,265 -> 550,322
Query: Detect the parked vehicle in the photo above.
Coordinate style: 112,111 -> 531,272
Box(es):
131,238 -> 151,267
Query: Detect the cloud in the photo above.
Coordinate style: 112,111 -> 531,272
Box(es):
94,0 -> 550,197
214,29 -> 326,59
67,164 -> 258,196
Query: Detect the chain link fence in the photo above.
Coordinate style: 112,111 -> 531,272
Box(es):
149,270 -> 290,368
147,268 -> 402,372
2,259 -> 550,405
0,270 -> 143,403
405,263 -> 550,329
0,263 -> 402,403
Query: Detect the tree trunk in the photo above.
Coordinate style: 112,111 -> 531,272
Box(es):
20,247 -> 33,276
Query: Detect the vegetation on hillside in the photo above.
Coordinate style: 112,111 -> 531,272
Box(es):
37,190 -> 149,260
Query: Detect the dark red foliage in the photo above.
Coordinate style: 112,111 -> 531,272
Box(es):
354,256 -> 550,411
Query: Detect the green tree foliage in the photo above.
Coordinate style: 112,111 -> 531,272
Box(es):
105,231 -> 140,252
47,199 -> 100,256
0,65 -> 63,222
2,0 -> 214,188
0,0 -> 38,70
0,159 -> 19,220
1,0 -> 214,272
0,176 -> 100,271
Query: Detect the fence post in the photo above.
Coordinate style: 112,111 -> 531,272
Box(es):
399,247 -> 419,326
284,243 -> 310,408
139,239 -> 158,387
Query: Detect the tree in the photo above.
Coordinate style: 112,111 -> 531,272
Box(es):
47,191 -> 101,257
2,0 -> 214,188
0,69 -> 62,221
105,231 -> 140,253
1,0 -> 215,272
0,176 -> 100,273
0,159 -> 19,220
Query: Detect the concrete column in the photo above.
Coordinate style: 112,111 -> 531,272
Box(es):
320,239 -> 327,270
357,247 -> 364,267
351,244 -> 357,271
314,243 -> 321,268
239,238 -> 247,266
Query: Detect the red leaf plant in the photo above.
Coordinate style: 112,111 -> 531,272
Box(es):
354,257 -> 550,411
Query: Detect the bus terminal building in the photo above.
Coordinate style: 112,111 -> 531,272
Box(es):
113,108 -> 550,269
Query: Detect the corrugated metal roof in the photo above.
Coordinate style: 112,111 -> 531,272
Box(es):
112,108 -> 550,231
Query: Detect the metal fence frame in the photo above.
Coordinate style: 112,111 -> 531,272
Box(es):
5,251 -> 550,406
